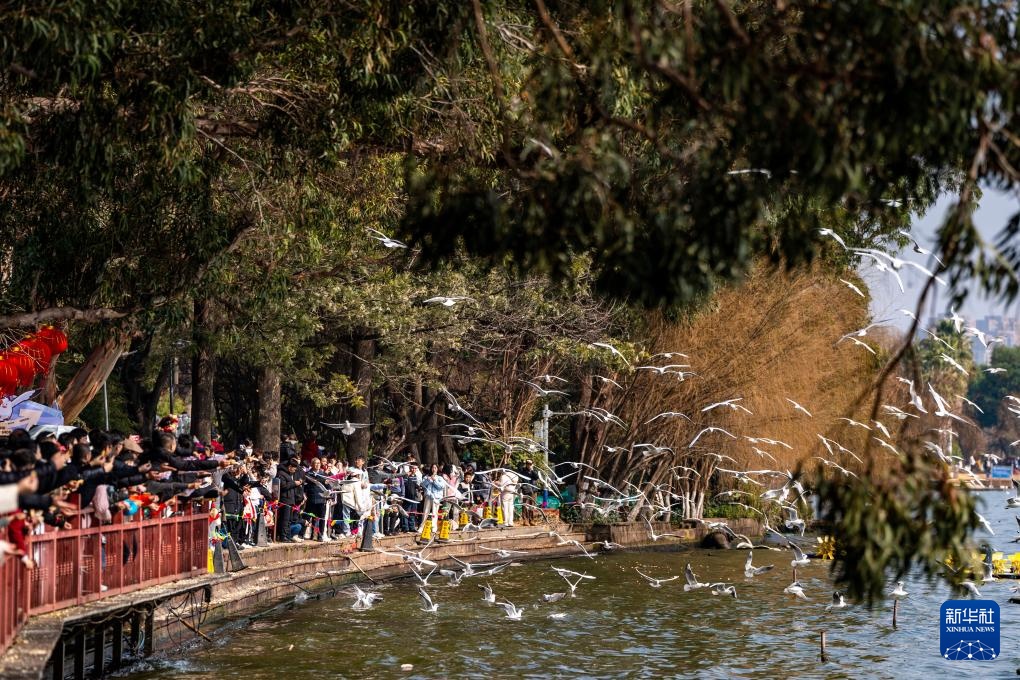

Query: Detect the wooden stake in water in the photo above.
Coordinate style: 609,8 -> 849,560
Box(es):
820,631 -> 827,662
893,599 -> 899,629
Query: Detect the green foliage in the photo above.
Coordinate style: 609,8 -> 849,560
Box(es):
968,345 -> 1020,429
814,454 -> 980,607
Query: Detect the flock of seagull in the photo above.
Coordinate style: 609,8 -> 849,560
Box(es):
341,225 -> 1020,614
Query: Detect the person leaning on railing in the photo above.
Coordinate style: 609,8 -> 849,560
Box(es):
1,425 -> 229,572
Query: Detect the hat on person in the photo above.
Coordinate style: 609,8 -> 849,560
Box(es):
525,459 -> 534,464
121,437 -> 143,454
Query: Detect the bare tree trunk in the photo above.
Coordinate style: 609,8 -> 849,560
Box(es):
190,299 -> 215,443
422,386 -> 438,466
57,333 -> 131,422
255,365 -> 281,454
41,354 -> 60,404
348,333 -> 375,459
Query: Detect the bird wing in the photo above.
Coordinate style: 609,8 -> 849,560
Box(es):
791,544 -> 806,561
744,551 -> 754,571
634,568 -> 655,583
418,588 -> 434,608
684,563 -> 698,586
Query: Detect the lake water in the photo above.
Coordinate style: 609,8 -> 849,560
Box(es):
119,490 -> 1020,679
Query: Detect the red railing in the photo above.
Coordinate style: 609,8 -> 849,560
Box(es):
1,499 -> 210,655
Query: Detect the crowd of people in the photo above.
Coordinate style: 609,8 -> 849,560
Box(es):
222,442 -> 550,549
0,418 -> 552,568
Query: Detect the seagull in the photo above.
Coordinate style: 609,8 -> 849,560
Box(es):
418,587 -> 439,612
543,592 -> 567,602
839,279 -> 865,297
842,336 -> 876,354
897,377 -> 928,413
710,583 -> 737,599
594,375 -> 623,389
439,568 -> 465,586
882,404 -> 918,420
497,600 -> 524,620
635,568 -> 680,588
827,591 -> 848,610
521,380 -> 569,398
689,427 -> 738,448
683,563 -> 709,592
819,228 -> 848,250
701,398 -> 752,414
783,508 -> 807,536
939,353 -> 969,377
478,545 -> 528,559
644,517 -> 680,541
928,384 -> 969,425
478,583 -> 496,604
598,540 -> 624,551
744,551 -> 774,577
790,543 -> 810,567
352,585 -> 382,609
949,307 -> 964,333
644,411 -> 692,424
322,420 -> 371,436
976,513 -> 994,535
896,229 -> 944,265
786,398 -> 813,417
957,395 -> 984,413
960,581 -> 982,598
589,342 -> 629,364
890,581 -> 908,598
986,367 -> 1007,374
424,296 -> 473,306
367,227 -> 407,249
872,420 -> 892,438
636,364 -> 691,375
533,374 -> 568,384
784,581 -> 809,600
838,417 -> 872,431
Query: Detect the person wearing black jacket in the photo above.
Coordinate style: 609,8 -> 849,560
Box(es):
401,465 -> 421,533
275,458 -> 301,542
302,460 -> 330,540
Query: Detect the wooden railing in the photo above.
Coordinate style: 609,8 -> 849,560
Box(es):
1,499 -> 210,655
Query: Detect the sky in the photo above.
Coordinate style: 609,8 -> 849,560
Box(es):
866,187 -> 1019,329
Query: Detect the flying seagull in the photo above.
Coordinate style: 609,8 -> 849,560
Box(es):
786,398 -> 813,417
744,551 -> 774,577
367,227 -> 407,249
418,587 -> 439,613
683,563 -> 709,592
497,600 -> 524,620
424,296 -> 473,307
322,420 -> 371,436
635,568 -> 680,588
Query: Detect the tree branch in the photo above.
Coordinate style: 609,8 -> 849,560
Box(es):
0,307 -> 129,329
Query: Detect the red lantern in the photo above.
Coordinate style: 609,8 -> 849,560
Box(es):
19,338 -> 53,374
4,347 -> 36,387
0,359 -> 17,396
36,326 -> 68,354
